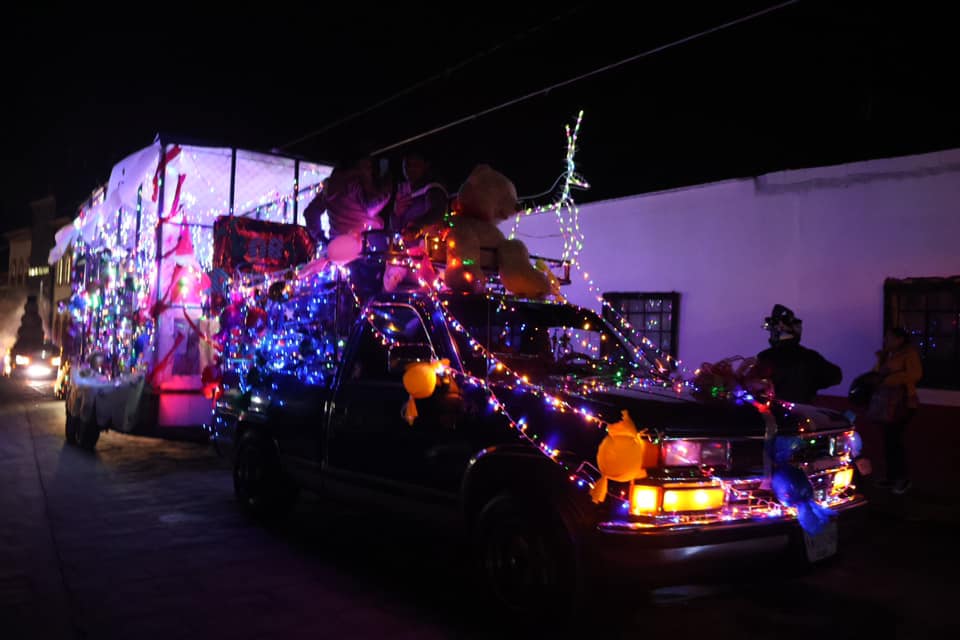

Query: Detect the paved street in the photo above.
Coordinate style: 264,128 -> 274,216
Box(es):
2,377 -> 959,640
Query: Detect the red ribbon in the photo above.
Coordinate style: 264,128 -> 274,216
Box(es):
181,306 -> 223,354
151,146 -> 183,202
159,174 -> 188,224
146,332 -> 185,387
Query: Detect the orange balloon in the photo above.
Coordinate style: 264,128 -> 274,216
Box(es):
403,362 -> 437,399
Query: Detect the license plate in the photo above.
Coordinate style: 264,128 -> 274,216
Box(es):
803,519 -> 838,563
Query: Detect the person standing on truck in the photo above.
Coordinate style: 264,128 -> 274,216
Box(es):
871,327 -> 923,495
756,304 -> 842,404
382,152 -> 449,292
390,151 -> 449,238
303,155 -> 392,243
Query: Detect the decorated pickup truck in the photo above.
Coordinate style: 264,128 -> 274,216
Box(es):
59,113 -> 865,613
209,111 -> 866,611
211,253 -> 866,604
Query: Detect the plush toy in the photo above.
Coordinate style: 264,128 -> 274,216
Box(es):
445,165 -> 555,298
590,410 -> 658,504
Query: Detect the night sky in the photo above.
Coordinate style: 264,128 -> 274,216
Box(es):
3,0 -> 959,239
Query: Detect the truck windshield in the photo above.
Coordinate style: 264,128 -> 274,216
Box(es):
443,295 -> 660,387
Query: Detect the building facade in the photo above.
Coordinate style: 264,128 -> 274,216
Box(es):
4,227 -> 32,287
511,148 -> 960,408
2,196 -> 74,347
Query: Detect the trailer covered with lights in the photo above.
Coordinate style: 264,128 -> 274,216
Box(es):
51,136 -> 332,442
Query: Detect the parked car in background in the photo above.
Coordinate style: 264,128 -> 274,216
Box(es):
4,342 -> 61,380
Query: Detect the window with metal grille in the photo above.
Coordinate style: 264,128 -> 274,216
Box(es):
884,277 -> 960,390
602,292 -> 680,358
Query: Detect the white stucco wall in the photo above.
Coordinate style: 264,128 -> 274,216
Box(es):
506,148 -> 960,405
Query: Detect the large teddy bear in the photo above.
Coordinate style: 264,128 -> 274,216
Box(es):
445,164 -> 556,298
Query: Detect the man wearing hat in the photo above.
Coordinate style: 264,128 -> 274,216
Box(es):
756,304 -> 842,404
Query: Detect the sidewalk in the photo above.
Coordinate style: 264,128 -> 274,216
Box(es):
0,391 -> 77,638
860,482 -> 960,525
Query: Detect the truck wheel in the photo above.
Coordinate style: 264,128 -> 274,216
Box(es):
65,412 -> 78,445
76,418 -> 100,450
473,494 -> 580,619
233,436 -> 298,519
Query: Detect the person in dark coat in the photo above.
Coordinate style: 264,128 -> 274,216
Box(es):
756,304 -> 842,404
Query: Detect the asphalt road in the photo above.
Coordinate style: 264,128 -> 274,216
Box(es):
2,377 -> 958,639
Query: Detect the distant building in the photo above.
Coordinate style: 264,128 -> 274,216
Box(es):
2,195 -> 73,346
4,227 -> 32,287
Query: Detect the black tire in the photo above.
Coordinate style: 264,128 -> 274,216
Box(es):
473,494 -> 581,620
65,411 -> 78,445
233,434 -> 298,519
76,418 -> 100,450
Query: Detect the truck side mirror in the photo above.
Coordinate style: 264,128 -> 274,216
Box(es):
388,343 -> 435,375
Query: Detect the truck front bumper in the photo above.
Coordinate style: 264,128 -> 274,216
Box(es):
586,495 -> 867,585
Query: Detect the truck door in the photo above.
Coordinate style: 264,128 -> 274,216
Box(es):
269,370 -> 331,483
326,303 -> 462,495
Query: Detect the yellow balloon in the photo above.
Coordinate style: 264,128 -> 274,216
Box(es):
403,362 -> 437,399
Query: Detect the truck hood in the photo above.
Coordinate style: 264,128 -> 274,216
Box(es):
490,382 -> 854,464
580,386 -> 852,437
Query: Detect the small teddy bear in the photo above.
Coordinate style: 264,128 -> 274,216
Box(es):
590,410 -> 658,504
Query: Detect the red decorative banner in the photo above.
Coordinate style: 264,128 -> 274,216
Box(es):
212,217 -> 316,274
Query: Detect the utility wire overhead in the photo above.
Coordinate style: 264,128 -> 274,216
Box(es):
370,0 -> 801,156
278,5 -> 586,151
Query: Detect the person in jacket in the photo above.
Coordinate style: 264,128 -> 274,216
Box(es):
303,155 -> 392,243
873,327 -> 923,494
382,152 -> 450,292
390,152 -> 449,237
756,304 -> 843,404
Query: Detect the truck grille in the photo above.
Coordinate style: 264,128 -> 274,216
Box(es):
728,439 -> 765,475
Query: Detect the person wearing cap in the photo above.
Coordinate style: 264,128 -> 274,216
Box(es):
755,304 -> 842,404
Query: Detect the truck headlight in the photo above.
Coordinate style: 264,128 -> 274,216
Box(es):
630,482 -> 726,515
832,467 -> 854,493
662,486 -> 725,512
830,431 -> 862,458
630,485 -> 660,515
15,355 -> 30,366
662,439 -> 730,467
51,356 -> 61,367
